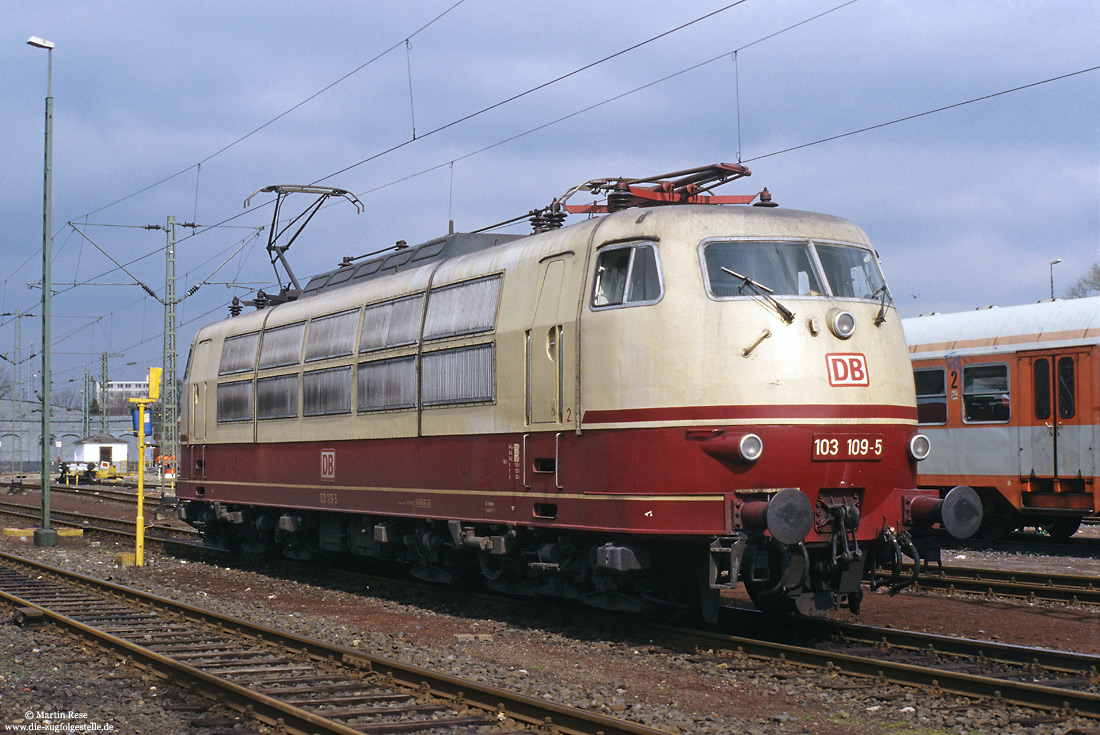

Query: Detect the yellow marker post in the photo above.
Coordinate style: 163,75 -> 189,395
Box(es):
128,367 -> 161,567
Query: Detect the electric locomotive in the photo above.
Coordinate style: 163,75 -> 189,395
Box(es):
177,164 -> 980,619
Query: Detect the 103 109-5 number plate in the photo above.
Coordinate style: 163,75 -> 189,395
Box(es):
812,434 -> 883,461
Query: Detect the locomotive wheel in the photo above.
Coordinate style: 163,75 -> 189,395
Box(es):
976,501 -> 1020,540
741,539 -> 799,615
745,586 -> 798,615
1041,517 -> 1082,540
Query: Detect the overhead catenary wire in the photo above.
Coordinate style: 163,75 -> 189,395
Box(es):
77,0 -> 470,222
163,1 -> 761,248
314,0 -> 753,184
350,0 -> 867,197
9,4 -> 1096,379
744,65 -> 1100,162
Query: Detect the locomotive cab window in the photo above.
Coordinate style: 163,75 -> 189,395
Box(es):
814,242 -> 887,300
701,240 -> 889,302
591,242 -> 662,308
962,363 -> 1010,423
914,367 -> 947,425
701,240 -> 822,298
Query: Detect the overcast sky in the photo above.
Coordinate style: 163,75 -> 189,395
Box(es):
2,0 -> 1098,387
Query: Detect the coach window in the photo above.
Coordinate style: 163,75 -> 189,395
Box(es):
962,363 -> 1010,423
423,275 -> 503,338
303,366 -> 352,416
1033,359 -> 1051,420
422,344 -> 494,405
914,368 -> 947,425
256,374 -> 299,420
358,356 -> 417,411
219,332 -> 259,375
216,380 -> 253,423
306,309 -> 360,361
1057,356 -> 1075,419
360,293 -> 425,352
258,322 -> 305,369
592,243 -> 662,308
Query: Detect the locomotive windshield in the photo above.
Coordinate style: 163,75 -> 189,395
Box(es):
701,240 -> 888,301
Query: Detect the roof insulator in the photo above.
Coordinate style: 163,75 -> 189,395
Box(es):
753,187 -> 778,208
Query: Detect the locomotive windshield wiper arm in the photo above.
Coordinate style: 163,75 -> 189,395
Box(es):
721,267 -> 795,324
871,283 -> 891,326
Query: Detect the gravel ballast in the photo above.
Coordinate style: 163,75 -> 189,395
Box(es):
1,527 -> 1098,735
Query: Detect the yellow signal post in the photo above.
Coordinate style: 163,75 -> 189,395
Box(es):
128,367 -> 161,567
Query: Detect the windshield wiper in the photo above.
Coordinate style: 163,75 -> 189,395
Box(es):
720,267 -> 795,324
871,283 -> 892,326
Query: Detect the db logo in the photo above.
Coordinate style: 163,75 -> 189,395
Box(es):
826,353 -> 870,387
320,448 -> 336,481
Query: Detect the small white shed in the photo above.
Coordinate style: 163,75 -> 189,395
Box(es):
74,434 -> 129,471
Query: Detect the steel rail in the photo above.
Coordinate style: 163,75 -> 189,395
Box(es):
0,591 -> 374,735
5,500 -> 1098,718
0,500 -> 198,541
645,618 -> 1100,719
911,566 -> 1100,606
0,551 -> 671,735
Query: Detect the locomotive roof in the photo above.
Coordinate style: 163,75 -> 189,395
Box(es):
300,232 -> 525,298
903,296 -> 1100,358
298,205 -> 871,299
199,204 -> 875,344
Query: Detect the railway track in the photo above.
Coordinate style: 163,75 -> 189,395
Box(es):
0,498 -> 200,544
0,551 -> 668,735
6,474 -> 173,506
936,530 -> 1100,559
910,563 -> 1100,606
3,546 -> 1098,731
4,495 -> 1099,722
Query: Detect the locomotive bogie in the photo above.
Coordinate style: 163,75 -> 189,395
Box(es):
179,203 -> 963,618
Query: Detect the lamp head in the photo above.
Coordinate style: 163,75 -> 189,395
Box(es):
27,37 -> 55,50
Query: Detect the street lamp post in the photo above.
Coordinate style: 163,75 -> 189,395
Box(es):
1050,258 -> 1062,300
28,35 -> 57,548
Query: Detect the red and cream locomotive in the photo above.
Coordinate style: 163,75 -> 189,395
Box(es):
177,164 -> 979,619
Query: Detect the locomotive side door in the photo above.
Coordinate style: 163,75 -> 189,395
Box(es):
527,256 -> 570,425
523,253 -> 579,494
191,382 -> 207,443
1018,349 -> 1090,487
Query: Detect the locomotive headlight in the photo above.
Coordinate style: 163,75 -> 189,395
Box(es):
827,309 -> 856,339
738,433 -> 764,462
908,433 -> 932,461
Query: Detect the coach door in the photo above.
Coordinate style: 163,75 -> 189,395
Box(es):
1019,350 -> 1090,485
